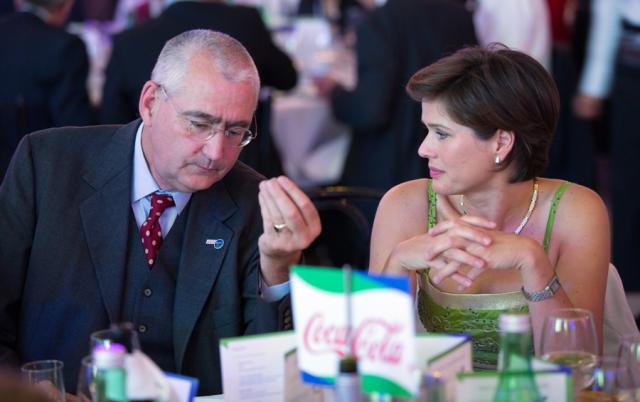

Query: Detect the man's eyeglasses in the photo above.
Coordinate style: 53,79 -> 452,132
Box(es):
159,85 -> 257,148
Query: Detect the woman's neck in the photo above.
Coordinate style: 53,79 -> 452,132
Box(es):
452,178 -> 537,233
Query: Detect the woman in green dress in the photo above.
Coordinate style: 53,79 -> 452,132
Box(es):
369,46 -> 610,368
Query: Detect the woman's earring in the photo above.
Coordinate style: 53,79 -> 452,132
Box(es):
495,155 -> 501,165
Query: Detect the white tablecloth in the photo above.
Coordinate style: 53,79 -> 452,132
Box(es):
194,395 -> 224,402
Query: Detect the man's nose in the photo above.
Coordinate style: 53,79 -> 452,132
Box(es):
201,131 -> 227,160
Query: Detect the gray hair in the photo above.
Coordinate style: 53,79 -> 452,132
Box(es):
151,30 -> 260,98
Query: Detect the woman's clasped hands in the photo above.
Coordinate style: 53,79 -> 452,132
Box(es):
393,214 -> 537,290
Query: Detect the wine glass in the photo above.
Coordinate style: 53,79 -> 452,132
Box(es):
540,308 -> 599,394
617,333 -> 640,402
76,355 -> 95,402
90,321 -> 141,353
21,360 -> 66,402
575,356 -> 625,401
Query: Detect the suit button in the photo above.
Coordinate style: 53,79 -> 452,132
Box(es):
138,324 -> 147,333
143,288 -> 152,297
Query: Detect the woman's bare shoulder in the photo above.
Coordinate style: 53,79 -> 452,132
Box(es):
539,178 -> 610,240
379,179 -> 431,213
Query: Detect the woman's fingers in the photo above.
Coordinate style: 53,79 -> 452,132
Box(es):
428,219 -> 492,246
443,248 -> 485,269
460,215 -> 497,229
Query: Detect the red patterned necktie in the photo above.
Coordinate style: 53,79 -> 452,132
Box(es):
140,192 -> 175,268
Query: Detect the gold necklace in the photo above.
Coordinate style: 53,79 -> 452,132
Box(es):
459,179 -> 539,235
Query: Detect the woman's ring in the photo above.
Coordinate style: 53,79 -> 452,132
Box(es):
273,223 -> 287,233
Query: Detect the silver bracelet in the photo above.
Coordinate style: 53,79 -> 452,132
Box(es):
521,273 -> 561,302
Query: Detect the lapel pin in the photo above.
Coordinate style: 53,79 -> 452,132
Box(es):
206,239 -> 224,249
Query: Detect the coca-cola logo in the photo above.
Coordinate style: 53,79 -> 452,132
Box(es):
302,313 -> 404,365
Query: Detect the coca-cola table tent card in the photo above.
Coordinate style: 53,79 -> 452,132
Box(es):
290,265 -> 471,399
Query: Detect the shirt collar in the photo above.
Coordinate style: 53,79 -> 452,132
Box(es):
132,122 -> 191,210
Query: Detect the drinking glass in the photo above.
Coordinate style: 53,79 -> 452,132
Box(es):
76,355 -> 95,402
540,308 -> 599,393
21,360 -> 66,402
617,333 -> 640,402
90,321 -> 141,353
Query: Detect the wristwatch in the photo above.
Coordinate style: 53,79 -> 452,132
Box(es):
521,273 -> 562,302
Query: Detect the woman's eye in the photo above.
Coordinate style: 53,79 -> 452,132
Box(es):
436,131 -> 449,139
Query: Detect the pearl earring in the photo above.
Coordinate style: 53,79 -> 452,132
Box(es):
495,155 -> 501,165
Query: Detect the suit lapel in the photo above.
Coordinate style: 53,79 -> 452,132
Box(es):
173,180 -> 237,370
80,120 -> 139,323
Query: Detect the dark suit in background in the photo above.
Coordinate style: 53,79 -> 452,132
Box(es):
100,1 -> 298,177
331,0 -> 477,191
0,11 -> 93,180
0,121 -> 288,395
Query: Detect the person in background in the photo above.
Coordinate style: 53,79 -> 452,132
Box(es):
370,46 -> 610,368
100,0 -> 297,177
470,0 -> 552,69
0,0 -> 13,14
0,29 -> 321,396
543,0 -> 597,188
574,0 -> 640,294
314,0 -> 477,193
0,0 -> 94,181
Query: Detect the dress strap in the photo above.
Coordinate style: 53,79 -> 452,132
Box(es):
543,181 -> 571,252
427,179 -> 437,230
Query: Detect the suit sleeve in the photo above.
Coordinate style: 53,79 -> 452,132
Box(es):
249,10 -> 298,91
0,136 -> 37,366
241,230 -> 291,334
100,38 -> 138,124
48,36 -> 95,127
331,16 -> 397,133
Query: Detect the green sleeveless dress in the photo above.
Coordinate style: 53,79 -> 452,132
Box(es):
416,180 -> 571,369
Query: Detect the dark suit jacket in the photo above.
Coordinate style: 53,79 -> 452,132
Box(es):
0,120 -> 288,395
100,1 -> 298,124
331,0 -> 477,191
0,12 -> 93,181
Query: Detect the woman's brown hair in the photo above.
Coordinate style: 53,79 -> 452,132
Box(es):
406,45 -> 560,182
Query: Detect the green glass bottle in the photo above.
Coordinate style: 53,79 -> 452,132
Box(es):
93,343 -> 128,402
493,313 -> 544,402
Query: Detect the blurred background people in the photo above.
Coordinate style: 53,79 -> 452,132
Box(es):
574,0 -> 640,293
314,0 -> 477,193
471,0 -> 552,69
100,0 -> 298,177
543,0 -> 597,189
0,0 -> 94,181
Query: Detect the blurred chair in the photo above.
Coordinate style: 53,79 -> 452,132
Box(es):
603,263 -> 640,356
304,186 -> 383,270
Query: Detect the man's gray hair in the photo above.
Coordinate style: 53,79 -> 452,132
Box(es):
151,30 -> 260,97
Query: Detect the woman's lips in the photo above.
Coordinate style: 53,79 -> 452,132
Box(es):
429,167 -> 444,178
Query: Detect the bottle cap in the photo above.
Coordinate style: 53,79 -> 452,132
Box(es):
499,313 -> 531,333
338,356 -> 358,373
421,370 -> 443,387
92,343 -> 126,368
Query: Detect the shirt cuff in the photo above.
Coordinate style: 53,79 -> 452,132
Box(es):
259,274 -> 290,302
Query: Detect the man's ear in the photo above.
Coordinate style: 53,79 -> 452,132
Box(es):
494,129 -> 515,162
139,81 -> 160,125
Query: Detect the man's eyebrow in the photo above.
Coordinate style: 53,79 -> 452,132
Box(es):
181,111 -> 250,127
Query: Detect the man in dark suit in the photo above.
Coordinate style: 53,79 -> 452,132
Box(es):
0,29 -> 320,396
0,0 -> 93,181
315,0 -> 477,192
